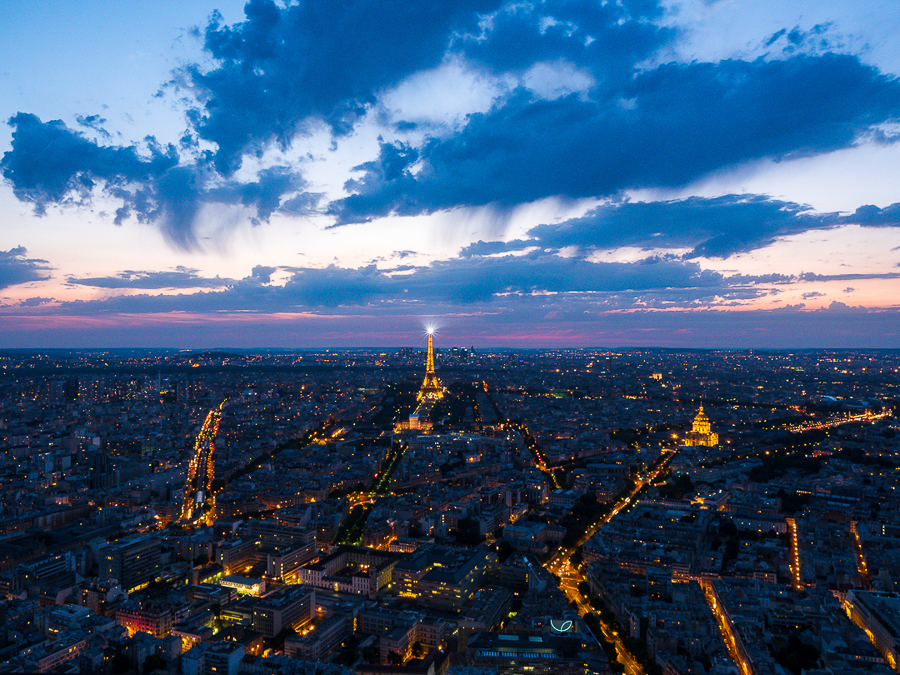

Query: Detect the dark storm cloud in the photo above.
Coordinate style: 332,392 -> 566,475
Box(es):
187,0 -> 503,174
332,54 -> 900,223
0,247 -> 51,290
66,267 -> 235,290
0,115 -> 320,250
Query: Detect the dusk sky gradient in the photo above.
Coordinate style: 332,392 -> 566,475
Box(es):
2,0 -> 900,348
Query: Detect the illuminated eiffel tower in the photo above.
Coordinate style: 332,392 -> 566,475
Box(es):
418,331 -> 444,400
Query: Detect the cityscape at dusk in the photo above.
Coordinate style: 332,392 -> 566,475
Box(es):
0,342 -> 899,675
2,1 -> 900,675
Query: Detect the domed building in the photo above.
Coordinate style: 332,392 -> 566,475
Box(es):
682,404 -> 718,447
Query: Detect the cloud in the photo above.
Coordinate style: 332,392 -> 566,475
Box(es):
529,194 -> 841,258
18,297 -> 53,307
185,0 -> 504,174
821,300 -> 868,313
331,53 -> 900,223
457,0 -> 671,91
763,24 -> 832,54
1,112 -> 178,215
1,115 -> 321,250
4,246 -> 894,347
799,271 -> 900,282
250,265 -> 276,283
846,203 -> 900,226
74,114 -> 111,138
206,165 -> 314,224
458,239 -> 535,257
0,247 -> 52,290
5,1 -> 900,262
23,250 -> 787,318
450,194 -> 900,260
66,267 -> 235,289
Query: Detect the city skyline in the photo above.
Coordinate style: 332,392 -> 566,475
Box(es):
2,0 -> 900,348
1,344 -> 897,673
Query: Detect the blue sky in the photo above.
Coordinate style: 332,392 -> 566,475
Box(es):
1,0 -> 899,348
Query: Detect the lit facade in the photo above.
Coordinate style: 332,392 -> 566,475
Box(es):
251,585 -> 315,637
845,590 -> 900,670
682,404 -> 719,447
100,535 -> 162,593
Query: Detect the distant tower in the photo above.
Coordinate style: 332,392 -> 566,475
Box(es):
683,404 -> 718,447
418,331 -> 444,401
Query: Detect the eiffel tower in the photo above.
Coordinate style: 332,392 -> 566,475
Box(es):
418,331 -> 444,400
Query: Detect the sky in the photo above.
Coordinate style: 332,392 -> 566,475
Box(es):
1,0 -> 900,349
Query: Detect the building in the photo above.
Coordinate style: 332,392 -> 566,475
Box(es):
357,607 -> 452,664
117,598 -> 184,638
681,405 -> 718,447
467,632 -> 587,674
294,545 -> 398,599
219,575 -> 266,596
99,535 -> 162,592
251,585 -> 315,637
392,545 -> 495,611
284,612 -> 352,660
215,537 -> 257,575
182,640 -> 245,675
845,590 -> 900,669
24,632 -> 88,673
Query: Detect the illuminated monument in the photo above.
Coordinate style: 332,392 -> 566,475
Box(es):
418,330 -> 444,401
682,404 -> 718,447
398,330 -> 444,433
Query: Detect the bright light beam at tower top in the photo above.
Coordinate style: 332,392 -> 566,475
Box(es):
418,329 -> 444,401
